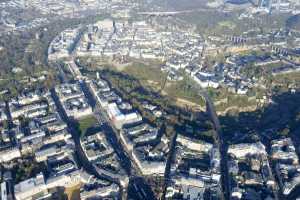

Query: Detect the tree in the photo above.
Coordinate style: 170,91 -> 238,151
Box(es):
280,127 -> 290,137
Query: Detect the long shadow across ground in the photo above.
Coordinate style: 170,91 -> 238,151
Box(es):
219,91 -> 300,199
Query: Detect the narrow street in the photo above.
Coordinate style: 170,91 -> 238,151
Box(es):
50,88 -> 100,176
81,80 -> 157,200
50,58 -> 129,198
161,131 -> 178,200
201,91 -> 229,200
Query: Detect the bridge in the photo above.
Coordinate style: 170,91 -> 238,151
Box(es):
138,9 -> 207,16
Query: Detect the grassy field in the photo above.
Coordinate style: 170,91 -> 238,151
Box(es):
77,116 -> 98,137
163,76 -> 206,107
125,62 -> 166,85
273,72 -> 300,85
218,20 -> 236,30
128,65 -> 208,108
121,63 -> 206,108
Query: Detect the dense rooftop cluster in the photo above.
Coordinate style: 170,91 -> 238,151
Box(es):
228,142 -> 277,200
81,131 -> 128,187
89,77 -> 170,176
0,0 -> 138,33
48,19 -> 300,97
2,0 -> 300,199
55,83 -> 92,119
165,135 -> 222,200
271,138 -> 300,196
0,88 -> 125,199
